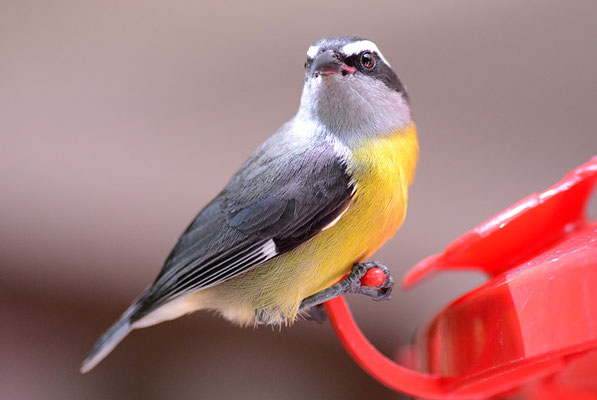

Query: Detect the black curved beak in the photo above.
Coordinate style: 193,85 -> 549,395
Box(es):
310,50 -> 356,76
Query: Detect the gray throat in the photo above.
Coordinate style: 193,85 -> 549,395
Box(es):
297,74 -> 412,146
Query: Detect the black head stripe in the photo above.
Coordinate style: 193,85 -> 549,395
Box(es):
341,51 -> 408,97
306,36 -> 408,97
371,57 -> 408,98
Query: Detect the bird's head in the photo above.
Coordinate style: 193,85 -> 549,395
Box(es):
298,37 -> 411,143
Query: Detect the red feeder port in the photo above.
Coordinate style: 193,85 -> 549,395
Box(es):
325,157 -> 597,400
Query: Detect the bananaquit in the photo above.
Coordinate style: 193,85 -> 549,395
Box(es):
81,36 -> 418,373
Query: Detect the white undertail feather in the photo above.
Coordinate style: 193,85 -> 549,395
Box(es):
81,294 -> 205,373
131,293 -> 200,329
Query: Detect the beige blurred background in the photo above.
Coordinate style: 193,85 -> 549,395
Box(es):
1,1 -> 596,399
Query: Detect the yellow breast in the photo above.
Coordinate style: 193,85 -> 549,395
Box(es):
346,122 -> 419,259
209,123 -> 419,324
272,123 -> 418,303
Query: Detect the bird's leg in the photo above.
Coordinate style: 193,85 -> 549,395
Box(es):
299,261 -> 394,318
303,304 -> 328,323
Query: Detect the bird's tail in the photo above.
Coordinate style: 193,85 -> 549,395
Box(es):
80,303 -> 138,373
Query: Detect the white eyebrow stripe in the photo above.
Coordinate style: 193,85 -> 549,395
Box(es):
306,45 -> 320,59
341,40 -> 391,67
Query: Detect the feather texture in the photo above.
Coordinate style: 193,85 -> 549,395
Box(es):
129,123 -> 356,322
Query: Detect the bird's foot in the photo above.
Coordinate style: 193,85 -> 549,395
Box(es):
349,261 -> 394,301
298,261 -> 394,314
303,303 -> 328,323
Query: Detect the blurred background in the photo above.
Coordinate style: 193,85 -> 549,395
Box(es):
1,0 -> 596,399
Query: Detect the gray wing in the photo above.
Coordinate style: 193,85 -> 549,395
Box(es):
131,128 -> 355,321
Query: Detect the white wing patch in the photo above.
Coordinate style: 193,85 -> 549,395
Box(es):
152,239 -> 279,310
341,40 -> 391,67
260,239 -> 278,258
321,200 -> 353,231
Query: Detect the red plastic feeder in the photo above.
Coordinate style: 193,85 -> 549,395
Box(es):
325,157 -> 597,399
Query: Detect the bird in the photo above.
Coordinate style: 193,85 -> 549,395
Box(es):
81,36 -> 418,373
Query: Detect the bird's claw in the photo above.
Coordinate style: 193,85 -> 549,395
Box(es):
298,261 -> 395,316
304,303 -> 328,323
346,261 -> 394,301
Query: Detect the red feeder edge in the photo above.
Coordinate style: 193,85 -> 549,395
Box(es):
324,157 -> 597,399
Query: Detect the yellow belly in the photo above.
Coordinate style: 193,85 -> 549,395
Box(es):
204,123 -> 419,325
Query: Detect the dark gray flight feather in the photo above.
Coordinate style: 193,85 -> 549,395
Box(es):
82,122 -> 354,373
130,122 -> 355,322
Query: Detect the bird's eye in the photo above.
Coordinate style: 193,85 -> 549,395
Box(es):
304,61 -> 308,70
360,52 -> 375,69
